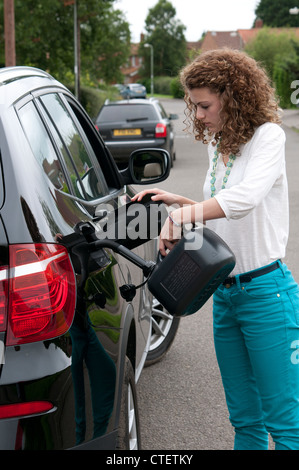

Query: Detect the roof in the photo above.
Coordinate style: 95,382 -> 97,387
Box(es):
0,66 -> 66,106
200,27 -> 299,52
0,66 -> 51,84
201,31 -> 243,52
238,27 -> 299,44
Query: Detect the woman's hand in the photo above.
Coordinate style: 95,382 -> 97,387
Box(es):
131,188 -> 183,207
159,213 -> 182,256
131,188 -> 198,209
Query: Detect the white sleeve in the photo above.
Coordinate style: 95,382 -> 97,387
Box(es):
214,123 -> 286,220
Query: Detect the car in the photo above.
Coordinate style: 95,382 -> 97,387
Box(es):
121,83 -> 147,99
0,66 -> 180,450
95,98 -> 178,168
112,83 -> 127,97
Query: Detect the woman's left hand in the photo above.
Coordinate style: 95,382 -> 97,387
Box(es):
159,213 -> 182,256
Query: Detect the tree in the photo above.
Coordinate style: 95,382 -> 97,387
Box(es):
79,4 -> 131,83
0,0 -> 131,84
245,27 -> 296,76
255,0 -> 299,27
245,28 -> 299,107
140,0 -> 187,78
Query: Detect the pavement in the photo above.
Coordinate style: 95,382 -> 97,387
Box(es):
282,108 -> 299,130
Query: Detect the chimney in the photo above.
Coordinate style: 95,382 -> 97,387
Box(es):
254,18 -> 263,28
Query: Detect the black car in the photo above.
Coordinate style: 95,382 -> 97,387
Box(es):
95,98 -> 178,168
0,67 -> 180,450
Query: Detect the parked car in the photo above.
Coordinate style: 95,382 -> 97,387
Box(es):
121,83 -> 147,99
112,83 -> 127,97
0,66 -> 180,450
95,98 -> 178,168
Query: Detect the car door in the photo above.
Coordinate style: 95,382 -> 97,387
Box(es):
16,89 -> 151,447
39,89 -> 152,344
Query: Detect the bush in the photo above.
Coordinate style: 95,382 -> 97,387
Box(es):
140,76 -> 173,95
170,76 -> 185,99
66,84 -> 120,119
273,63 -> 291,108
78,86 -> 106,118
245,28 -> 299,108
153,76 -> 172,95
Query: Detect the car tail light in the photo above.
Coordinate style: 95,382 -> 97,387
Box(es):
0,266 -> 8,332
6,243 -> 76,347
155,123 -> 167,138
0,401 -> 55,420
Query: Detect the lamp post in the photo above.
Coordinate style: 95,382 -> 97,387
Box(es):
64,0 -> 79,99
289,6 -> 299,14
144,43 -> 154,96
73,0 -> 79,99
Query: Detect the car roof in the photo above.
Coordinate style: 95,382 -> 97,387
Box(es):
0,66 -> 67,107
104,98 -> 158,106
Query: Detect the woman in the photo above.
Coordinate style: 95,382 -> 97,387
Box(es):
132,48 -> 299,450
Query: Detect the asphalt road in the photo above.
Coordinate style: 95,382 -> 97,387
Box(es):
136,98 -> 299,450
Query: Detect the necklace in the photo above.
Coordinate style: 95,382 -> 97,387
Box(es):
210,144 -> 236,197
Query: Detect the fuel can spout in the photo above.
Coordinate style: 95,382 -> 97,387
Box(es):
90,238 -> 155,278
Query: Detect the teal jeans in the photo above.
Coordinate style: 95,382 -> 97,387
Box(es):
213,261 -> 299,450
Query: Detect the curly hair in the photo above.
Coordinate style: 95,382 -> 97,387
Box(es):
180,48 -> 281,156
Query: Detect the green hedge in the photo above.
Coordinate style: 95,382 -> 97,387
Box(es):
66,84 -> 121,119
140,75 -> 185,98
170,76 -> 185,99
66,77 -> 185,119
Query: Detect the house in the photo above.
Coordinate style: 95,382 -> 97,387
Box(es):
200,31 -> 243,52
120,20 -> 299,84
121,39 -> 203,84
201,19 -> 299,52
121,42 -> 144,84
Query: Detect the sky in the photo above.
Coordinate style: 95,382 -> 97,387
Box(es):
115,0 -> 260,42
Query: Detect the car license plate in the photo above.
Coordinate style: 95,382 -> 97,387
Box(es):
113,129 -> 141,136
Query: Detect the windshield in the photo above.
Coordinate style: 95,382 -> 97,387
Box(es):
97,104 -> 157,122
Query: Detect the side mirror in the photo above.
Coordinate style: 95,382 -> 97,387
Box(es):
120,148 -> 171,185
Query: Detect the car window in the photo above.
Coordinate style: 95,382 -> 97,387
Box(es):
18,101 -> 70,193
97,104 -> 157,122
40,93 -> 108,200
155,102 -> 167,119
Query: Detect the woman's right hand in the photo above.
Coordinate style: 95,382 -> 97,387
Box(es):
131,188 -> 183,207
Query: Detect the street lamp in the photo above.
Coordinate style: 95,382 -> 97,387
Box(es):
289,6 -> 299,14
144,43 -> 154,96
74,0 -> 79,99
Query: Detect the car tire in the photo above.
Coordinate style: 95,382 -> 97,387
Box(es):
145,297 -> 180,367
116,356 -> 141,450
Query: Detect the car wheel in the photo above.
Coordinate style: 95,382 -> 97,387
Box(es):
145,297 -> 180,367
116,357 -> 141,450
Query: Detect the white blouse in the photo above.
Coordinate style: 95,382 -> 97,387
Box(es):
203,122 -> 289,275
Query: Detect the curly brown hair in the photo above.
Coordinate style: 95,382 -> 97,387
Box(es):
180,48 -> 281,156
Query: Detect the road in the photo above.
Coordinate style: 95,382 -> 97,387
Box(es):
136,98 -> 299,450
